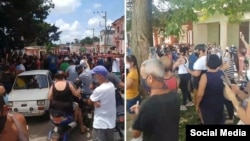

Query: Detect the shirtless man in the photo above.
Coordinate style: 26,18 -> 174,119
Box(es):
0,85 -> 29,141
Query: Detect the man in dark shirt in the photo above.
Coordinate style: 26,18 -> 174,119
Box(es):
131,59 -> 180,141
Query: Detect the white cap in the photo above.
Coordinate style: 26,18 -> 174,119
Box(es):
64,57 -> 70,61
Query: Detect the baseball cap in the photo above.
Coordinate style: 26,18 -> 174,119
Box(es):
90,65 -> 108,76
64,57 -> 70,61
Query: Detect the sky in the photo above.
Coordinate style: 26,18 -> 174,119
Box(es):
46,0 -> 124,44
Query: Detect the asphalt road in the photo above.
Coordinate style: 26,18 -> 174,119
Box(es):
26,115 -> 123,141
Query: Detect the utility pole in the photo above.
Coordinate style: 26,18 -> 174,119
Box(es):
86,28 -> 95,38
94,11 -> 107,53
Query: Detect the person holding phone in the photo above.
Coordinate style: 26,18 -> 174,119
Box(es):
224,82 -> 250,124
221,47 -> 236,124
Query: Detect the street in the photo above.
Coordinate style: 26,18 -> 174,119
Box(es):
26,115 -> 123,141
27,116 -> 88,141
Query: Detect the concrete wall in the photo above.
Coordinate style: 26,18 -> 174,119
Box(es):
227,23 -> 240,48
193,24 -> 208,44
207,23 -> 220,45
193,12 -> 250,49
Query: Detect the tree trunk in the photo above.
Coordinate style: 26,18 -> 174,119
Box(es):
131,0 -> 153,66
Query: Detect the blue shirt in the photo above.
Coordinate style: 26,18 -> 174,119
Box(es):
188,53 -> 198,70
48,55 -> 57,70
127,48 -> 132,56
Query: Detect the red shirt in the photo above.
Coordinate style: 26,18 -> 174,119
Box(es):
164,75 -> 178,91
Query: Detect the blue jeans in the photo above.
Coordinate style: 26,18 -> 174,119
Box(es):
3,95 -> 8,104
126,95 -> 141,114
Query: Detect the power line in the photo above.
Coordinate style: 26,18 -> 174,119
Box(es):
86,28 -> 95,38
93,11 -> 107,53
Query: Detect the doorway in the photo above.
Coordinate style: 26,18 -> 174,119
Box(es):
239,21 -> 249,48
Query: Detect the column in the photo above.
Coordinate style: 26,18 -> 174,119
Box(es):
220,21 -> 228,50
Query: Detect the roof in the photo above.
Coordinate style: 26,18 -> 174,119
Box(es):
112,16 -> 124,26
18,70 -> 51,76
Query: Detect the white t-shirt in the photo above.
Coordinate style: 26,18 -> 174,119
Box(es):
178,57 -> 189,74
90,82 -> 116,129
112,58 -> 120,73
80,59 -> 85,65
16,64 -> 25,71
193,56 -> 207,71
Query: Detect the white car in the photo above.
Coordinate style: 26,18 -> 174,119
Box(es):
7,70 -> 53,117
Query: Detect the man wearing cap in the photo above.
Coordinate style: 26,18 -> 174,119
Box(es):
60,57 -> 70,73
186,44 -> 207,122
88,65 -> 116,141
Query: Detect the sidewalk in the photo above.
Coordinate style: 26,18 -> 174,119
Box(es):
126,115 -> 134,141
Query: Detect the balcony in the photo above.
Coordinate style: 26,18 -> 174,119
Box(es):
114,30 -> 124,40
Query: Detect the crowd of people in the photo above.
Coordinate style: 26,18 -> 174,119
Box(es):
126,33 -> 250,141
0,50 -> 125,141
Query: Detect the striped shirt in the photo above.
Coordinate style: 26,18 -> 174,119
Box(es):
223,57 -> 235,80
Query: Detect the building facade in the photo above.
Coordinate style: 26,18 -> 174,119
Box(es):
99,29 -> 115,53
153,21 -> 193,46
112,16 -> 125,53
193,12 -> 250,50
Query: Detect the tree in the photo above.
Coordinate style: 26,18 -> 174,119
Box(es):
80,36 -> 99,46
92,36 -> 100,42
0,0 -> 61,50
161,0 -> 250,37
74,38 -> 80,44
35,23 -> 61,45
80,47 -> 87,53
131,0 -> 153,66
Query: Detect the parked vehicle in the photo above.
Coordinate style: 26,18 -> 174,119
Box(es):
7,70 -> 53,117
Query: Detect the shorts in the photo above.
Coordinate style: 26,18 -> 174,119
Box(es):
92,128 -> 114,141
126,95 -> 141,114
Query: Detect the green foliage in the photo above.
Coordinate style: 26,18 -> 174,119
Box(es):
80,36 -> 99,46
92,36 -> 100,42
0,0 -> 60,49
157,0 -> 250,37
45,42 -> 53,52
80,47 -> 87,53
126,0 -> 133,31
35,22 -> 62,46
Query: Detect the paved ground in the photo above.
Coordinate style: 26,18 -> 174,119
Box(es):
27,115 -> 123,141
126,119 -> 133,141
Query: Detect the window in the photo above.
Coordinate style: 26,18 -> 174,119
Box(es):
14,75 -> 48,89
117,27 -> 120,33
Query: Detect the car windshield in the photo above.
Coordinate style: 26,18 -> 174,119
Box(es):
13,75 -> 48,89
